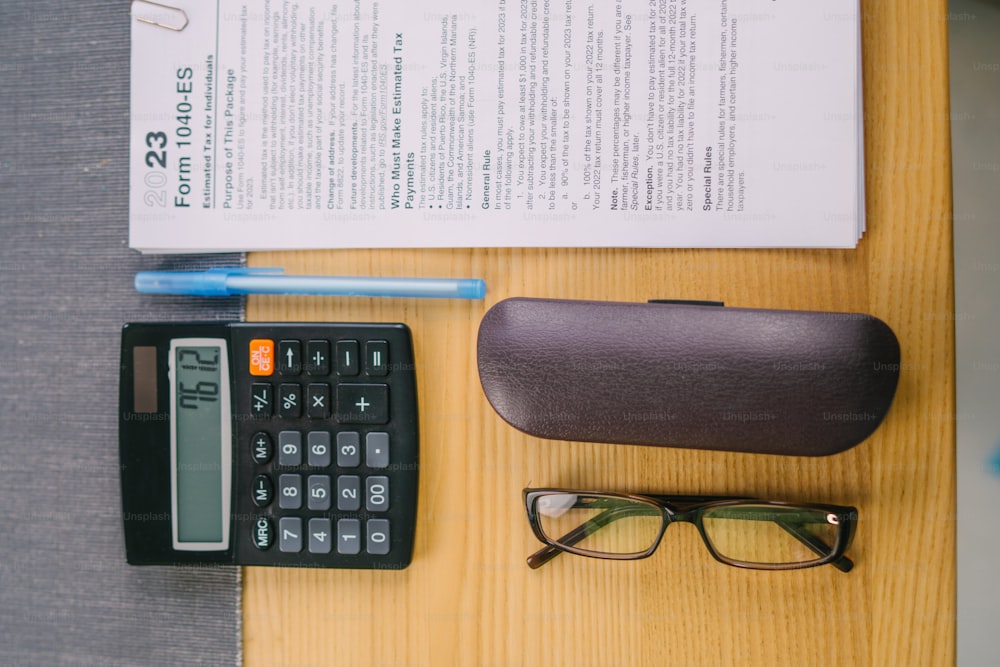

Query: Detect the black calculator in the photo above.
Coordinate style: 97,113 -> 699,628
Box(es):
119,322 -> 418,569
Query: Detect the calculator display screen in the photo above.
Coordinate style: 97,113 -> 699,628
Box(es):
169,339 -> 232,551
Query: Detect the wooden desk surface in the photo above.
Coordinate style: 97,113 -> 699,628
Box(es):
244,1 -> 955,664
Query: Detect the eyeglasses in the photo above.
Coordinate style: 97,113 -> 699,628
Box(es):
524,489 -> 857,572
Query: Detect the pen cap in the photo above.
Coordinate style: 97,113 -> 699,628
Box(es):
134,268 -> 284,296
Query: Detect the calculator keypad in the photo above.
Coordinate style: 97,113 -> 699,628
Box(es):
279,517 -> 303,552
366,432 -> 390,468
278,340 -> 301,375
278,431 -> 302,466
335,384 -> 389,424
250,432 -> 272,464
337,432 -> 361,467
252,475 -> 273,507
307,475 -> 331,510
307,384 -> 331,419
367,519 -> 391,555
307,431 -> 331,466
253,517 -> 274,550
250,384 -> 272,416
308,518 -> 333,553
305,340 -> 330,375
277,474 -> 302,509
337,475 -> 361,511
234,324 -> 417,569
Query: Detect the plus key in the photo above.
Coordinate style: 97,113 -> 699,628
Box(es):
335,384 -> 389,424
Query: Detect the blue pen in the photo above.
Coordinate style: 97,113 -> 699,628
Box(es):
135,267 -> 487,300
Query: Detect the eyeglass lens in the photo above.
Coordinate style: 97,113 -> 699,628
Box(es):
534,493 -> 663,556
701,505 -> 839,566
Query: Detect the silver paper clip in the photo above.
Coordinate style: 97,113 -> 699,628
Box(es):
130,0 -> 189,32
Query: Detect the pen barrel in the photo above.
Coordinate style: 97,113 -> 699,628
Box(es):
227,275 -> 486,299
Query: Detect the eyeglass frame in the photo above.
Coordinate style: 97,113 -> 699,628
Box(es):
524,488 -> 858,572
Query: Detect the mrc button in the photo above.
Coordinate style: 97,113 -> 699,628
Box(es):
252,517 -> 273,550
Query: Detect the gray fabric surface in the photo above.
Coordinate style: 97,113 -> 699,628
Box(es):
1,2 -> 244,665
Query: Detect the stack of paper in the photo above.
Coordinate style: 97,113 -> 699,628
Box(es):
129,0 -> 864,252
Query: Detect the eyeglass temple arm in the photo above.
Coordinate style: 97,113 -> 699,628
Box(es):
528,504 -> 853,572
526,505 -> 646,569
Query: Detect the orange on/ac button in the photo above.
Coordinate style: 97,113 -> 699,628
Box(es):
249,339 -> 275,376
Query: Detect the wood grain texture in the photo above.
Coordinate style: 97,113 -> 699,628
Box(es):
243,1 -> 955,664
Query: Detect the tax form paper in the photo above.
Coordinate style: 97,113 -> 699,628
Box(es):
129,0 -> 864,252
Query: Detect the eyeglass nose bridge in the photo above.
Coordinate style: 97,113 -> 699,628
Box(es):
660,505 -> 701,524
